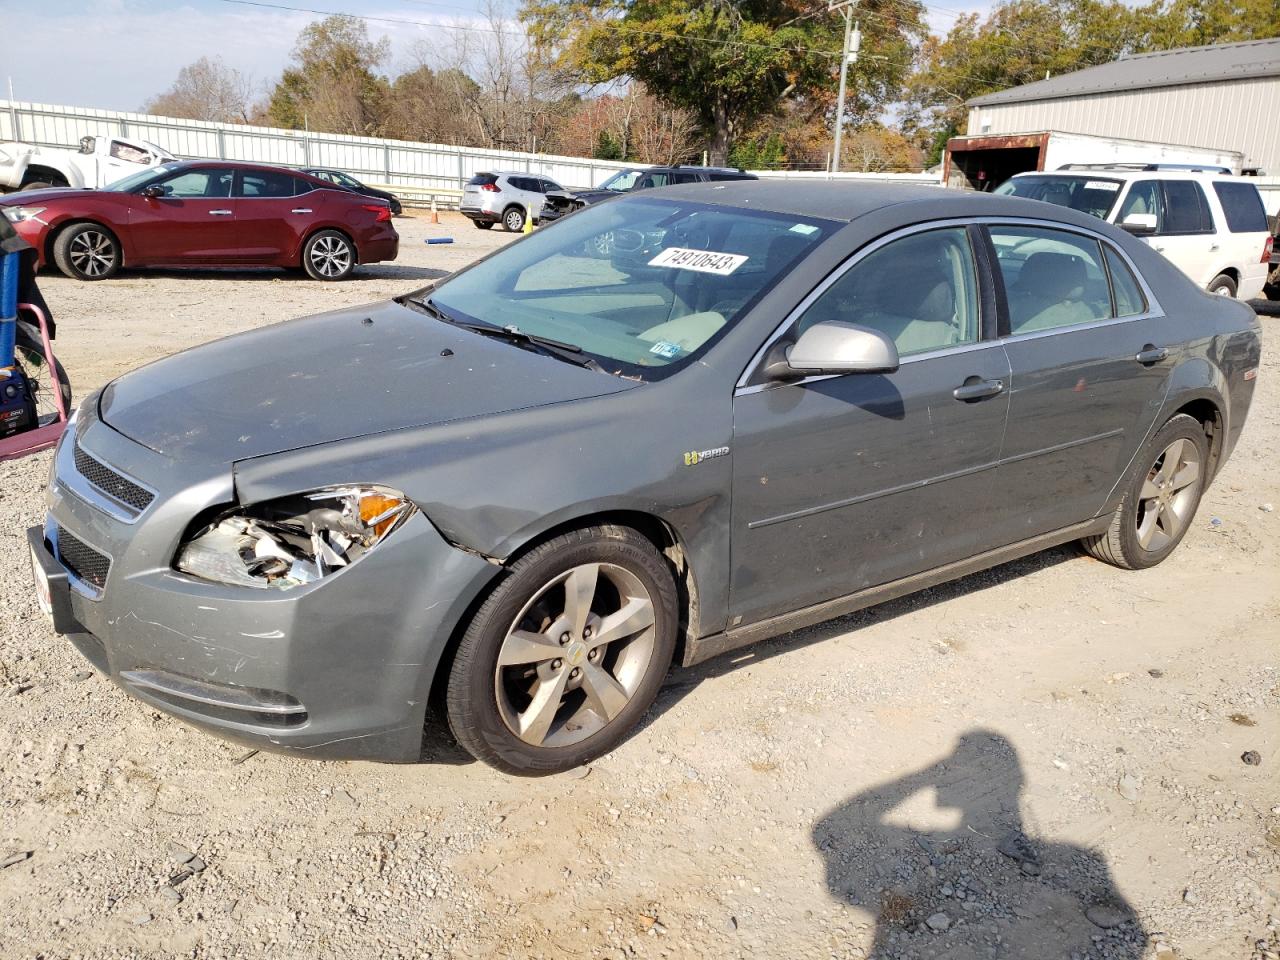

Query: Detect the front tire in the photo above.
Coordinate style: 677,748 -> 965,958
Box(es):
53,223 -> 120,281
1081,414 -> 1209,569
445,525 -> 678,776
502,206 -> 526,233
1207,274 -> 1237,297
302,229 -> 356,281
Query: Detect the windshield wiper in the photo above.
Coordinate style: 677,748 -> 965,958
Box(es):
411,297 -> 605,372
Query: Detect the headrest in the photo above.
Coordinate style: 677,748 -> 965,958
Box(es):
1016,252 -> 1085,300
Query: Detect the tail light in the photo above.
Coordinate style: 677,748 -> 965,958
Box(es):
1262,235 -> 1274,264
361,203 -> 392,223
480,183 -> 501,193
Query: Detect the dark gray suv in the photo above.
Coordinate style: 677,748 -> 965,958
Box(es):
30,183 -> 1260,775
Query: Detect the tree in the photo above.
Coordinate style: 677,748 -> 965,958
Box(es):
144,57 -> 256,123
523,0 -> 924,165
594,129 -> 623,158
381,62 -> 484,145
902,0 -> 1280,149
842,124 -> 923,172
266,16 -> 390,135
902,0 -> 1150,143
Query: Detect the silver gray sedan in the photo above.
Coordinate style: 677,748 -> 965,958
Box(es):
30,182 -> 1261,775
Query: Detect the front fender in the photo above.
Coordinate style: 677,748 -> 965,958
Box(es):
233,380 -> 736,637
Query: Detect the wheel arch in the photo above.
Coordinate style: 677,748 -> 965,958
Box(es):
1170,394 -> 1225,480
21,164 -> 71,188
298,224 -> 357,266
426,508 -> 701,714
49,218 -> 126,268
1208,268 -> 1239,291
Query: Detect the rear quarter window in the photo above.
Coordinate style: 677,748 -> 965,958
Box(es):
1212,181 -> 1267,233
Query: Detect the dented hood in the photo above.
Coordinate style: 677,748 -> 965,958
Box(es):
99,299 -> 633,462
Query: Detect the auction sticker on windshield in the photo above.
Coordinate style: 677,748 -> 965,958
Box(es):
649,247 -> 748,276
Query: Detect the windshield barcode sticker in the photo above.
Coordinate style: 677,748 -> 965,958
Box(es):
649,247 -> 748,276
1085,180 -> 1120,190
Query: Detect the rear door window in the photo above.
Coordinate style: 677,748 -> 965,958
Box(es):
989,226 -> 1113,333
236,170 -> 300,198
1160,180 -> 1214,234
1212,181 -> 1268,233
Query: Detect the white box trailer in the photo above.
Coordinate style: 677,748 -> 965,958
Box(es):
944,130 -> 1245,191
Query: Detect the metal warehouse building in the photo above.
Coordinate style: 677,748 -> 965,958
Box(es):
966,38 -> 1280,175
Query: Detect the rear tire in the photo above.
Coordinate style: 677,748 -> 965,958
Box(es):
1207,274 -> 1237,297
1081,414 -> 1209,569
473,221 -> 494,230
52,223 -> 120,281
20,181 -> 54,192
444,525 -> 678,776
301,229 -> 355,281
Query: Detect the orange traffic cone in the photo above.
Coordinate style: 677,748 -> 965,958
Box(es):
430,197 -> 439,224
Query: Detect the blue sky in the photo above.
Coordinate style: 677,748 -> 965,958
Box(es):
2,0 -> 989,113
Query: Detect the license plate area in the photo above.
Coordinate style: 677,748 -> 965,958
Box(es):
26,525 -> 79,635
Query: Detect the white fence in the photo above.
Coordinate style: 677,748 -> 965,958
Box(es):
0,99 -> 944,195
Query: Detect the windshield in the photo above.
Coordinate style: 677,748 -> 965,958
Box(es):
994,175 -> 1124,220
598,170 -> 644,192
332,171 -> 362,188
104,163 -> 182,193
421,197 -> 832,380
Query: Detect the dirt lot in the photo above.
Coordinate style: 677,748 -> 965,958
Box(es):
1,213 -> 1277,960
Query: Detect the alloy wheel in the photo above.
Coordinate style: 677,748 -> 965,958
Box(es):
69,230 -> 116,278
494,562 -> 657,748
1135,437 -> 1201,551
309,236 -> 352,278
504,209 -> 524,232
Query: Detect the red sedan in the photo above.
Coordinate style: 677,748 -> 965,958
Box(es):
0,160 -> 399,281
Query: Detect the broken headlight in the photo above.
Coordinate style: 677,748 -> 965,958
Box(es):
175,486 -> 416,590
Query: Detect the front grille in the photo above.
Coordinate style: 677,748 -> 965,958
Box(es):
55,526 -> 111,590
74,441 -> 154,513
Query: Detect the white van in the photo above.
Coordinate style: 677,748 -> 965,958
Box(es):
996,167 -> 1272,299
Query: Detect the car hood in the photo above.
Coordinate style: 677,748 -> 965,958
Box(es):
549,189 -> 616,205
0,186 -> 93,205
99,299 -> 634,463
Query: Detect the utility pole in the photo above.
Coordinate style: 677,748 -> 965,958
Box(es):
829,1 -> 861,173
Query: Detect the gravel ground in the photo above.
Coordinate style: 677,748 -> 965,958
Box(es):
1,213 -> 1277,960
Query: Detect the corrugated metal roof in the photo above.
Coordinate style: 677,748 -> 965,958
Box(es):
970,37 -> 1280,106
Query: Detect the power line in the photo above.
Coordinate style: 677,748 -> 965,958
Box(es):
220,0 -> 1017,93
220,0 -> 850,58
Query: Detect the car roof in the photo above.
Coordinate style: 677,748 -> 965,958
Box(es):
640,179 -> 1128,229
1012,169 -> 1245,183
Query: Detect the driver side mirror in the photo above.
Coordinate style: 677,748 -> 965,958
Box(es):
1120,213 -> 1157,236
141,184 -> 165,199
765,321 -> 900,381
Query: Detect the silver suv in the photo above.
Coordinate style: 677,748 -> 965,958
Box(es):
461,171 -> 566,232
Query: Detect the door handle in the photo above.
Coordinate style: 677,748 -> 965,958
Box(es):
1135,345 -> 1168,365
208,209 -> 233,216
952,378 -> 1005,402
1209,243 -> 1220,252
291,208 -> 313,214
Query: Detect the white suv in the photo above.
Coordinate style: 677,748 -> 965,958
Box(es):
996,167 -> 1272,299
460,171 -> 566,233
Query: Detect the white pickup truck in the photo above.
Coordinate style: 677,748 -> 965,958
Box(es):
0,134 -> 174,192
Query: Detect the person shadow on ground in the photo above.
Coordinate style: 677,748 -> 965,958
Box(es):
812,730 -> 1149,960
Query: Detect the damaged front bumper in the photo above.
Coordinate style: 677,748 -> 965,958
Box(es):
36,399 -> 498,761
